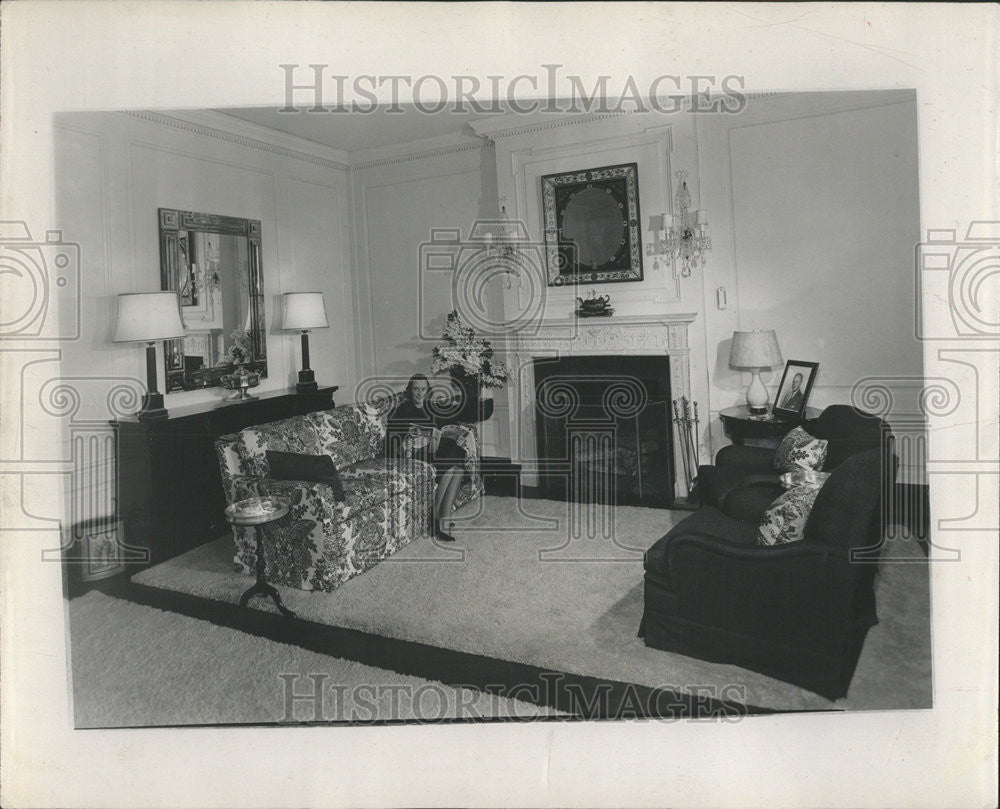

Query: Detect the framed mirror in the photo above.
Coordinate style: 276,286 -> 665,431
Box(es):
541,162 -> 643,286
158,208 -> 267,391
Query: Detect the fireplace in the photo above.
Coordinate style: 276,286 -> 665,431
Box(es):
534,355 -> 674,508
506,312 -> 697,501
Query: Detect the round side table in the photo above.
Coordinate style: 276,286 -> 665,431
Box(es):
225,495 -> 295,618
719,405 -> 821,447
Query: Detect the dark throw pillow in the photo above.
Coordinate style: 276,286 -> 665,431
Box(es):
265,450 -> 346,502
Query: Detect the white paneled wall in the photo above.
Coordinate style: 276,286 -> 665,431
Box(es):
50,111 -> 353,525
697,91 -> 924,480
348,141 -> 510,455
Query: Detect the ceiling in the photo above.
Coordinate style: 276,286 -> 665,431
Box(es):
213,103 -> 507,153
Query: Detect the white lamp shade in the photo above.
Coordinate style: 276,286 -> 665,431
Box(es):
729,329 -> 783,369
281,292 -> 328,330
113,292 -> 185,342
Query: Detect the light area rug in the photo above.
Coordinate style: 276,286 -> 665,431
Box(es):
68,591 -> 563,727
132,496 -> 932,713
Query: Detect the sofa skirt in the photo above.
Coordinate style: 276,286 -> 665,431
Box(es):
638,575 -> 877,701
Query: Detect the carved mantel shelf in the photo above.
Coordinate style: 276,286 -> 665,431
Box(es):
510,312 -> 697,353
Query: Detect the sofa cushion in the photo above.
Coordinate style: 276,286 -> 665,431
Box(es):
308,402 -> 387,469
773,426 -> 828,473
722,480 -> 785,523
757,484 -> 823,546
644,507 -> 758,578
266,450 -> 346,501
236,416 -> 324,478
801,405 -> 885,469
336,458 -> 436,518
804,448 -> 882,552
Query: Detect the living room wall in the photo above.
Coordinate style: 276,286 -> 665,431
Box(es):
474,92 -> 922,480
47,110 -> 353,524
698,90 -> 923,479
348,137 -> 510,455
480,109 -> 714,466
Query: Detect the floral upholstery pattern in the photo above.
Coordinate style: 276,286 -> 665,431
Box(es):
236,416 -> 325,479
308,401 -> 388,470
216,396 -> 483,592
773,426 -> 829,473
757,484 -> 823,546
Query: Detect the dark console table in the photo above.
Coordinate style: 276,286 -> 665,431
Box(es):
113,386 -> 336,569
719,404 -> 820,448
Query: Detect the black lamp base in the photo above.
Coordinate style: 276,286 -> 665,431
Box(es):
138,392 -> 168,421
296,369 -> 318,394
748,405 -> 769,416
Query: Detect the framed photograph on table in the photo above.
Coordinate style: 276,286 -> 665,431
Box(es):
772,360 -> 819,418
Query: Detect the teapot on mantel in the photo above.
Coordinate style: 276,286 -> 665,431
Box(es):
577,290 -> 611,312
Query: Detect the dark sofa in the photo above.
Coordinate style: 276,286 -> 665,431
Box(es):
638,448 -> 896,700
696,405 -> 891,522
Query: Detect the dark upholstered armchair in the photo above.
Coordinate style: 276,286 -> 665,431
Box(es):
697,405 -> 892,523
639,448 -> 896,700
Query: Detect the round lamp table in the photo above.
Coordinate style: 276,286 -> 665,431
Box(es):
719,405 -> 821,448
225,495 -> 296,618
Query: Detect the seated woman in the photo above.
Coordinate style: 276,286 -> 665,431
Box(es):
386,373 -> 469,542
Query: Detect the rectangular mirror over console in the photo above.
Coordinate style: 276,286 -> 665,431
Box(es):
158,208 -> 266,391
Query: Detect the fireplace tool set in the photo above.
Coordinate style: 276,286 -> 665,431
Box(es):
672,396 -> 701,508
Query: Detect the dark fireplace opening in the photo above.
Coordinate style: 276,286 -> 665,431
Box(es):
534,355 -> 674,509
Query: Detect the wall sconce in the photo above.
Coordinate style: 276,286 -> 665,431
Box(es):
647,170 -> 711,277
484,204 -> 521,289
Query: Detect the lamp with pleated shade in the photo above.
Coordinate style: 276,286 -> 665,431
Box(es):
281,292 -> 328,393
114,292 -> 185,420
729,329 -> 783,414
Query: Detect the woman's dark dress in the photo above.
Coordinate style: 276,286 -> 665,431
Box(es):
386,400 -> 466,480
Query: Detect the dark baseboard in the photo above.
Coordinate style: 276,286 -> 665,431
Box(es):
480,456 -> 521,497
516,485 -> 687,511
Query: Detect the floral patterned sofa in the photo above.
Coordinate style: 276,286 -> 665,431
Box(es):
215,395 -> 484,592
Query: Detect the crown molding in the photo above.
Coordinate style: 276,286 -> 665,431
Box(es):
349,131 -> 486,170
468,110 -> 636,141
121,109 -> 351,169
468,90 -> 892,141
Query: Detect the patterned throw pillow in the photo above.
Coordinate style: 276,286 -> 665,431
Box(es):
309,405 -> 387,469
773,426 -> 828,473
236,417 -> 323,478
757,484 -> 823,546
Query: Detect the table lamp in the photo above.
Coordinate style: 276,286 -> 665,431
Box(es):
729,329 -> 783,415
281,292 -> 328,393
113,292 -> 186,421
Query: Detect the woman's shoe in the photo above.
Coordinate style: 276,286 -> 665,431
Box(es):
434,526 -> 456,542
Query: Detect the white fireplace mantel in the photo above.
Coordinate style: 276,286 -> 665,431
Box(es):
505,312 -> 698,493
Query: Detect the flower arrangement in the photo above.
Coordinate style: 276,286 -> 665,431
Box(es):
431,310 -> 511,389
224,329 -> 253,366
